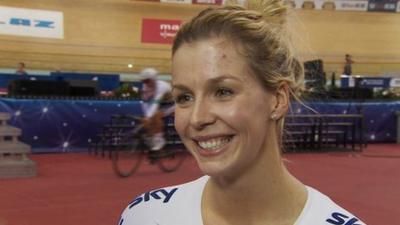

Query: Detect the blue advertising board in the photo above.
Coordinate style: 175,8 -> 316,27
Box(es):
341,76 -> 392,88
367,0 -> 397,12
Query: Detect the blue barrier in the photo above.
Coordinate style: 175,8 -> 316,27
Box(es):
0,98 -> 399,153
0,72 -> 120,92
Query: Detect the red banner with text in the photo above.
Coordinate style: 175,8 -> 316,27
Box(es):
141,18 -> 182,44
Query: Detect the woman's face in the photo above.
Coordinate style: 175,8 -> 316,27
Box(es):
172,38 -> 278,178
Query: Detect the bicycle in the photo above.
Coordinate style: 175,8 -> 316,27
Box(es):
110,115 -> 186,177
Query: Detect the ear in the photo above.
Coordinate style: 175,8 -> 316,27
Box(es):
271,82 -> 289,120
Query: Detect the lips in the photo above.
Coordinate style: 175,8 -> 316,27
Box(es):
197,136 -> 232,150
192,135 -> 234,156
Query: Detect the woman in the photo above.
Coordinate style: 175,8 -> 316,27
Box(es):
118,0 -> 366,224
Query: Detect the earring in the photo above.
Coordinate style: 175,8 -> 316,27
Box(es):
271,112 -> 278,120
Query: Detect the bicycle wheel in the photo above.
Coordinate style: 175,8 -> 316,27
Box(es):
156,147 -> 186,172
111,136 -> 144,177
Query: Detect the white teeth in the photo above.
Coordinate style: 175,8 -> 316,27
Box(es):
198,137 -> 232,150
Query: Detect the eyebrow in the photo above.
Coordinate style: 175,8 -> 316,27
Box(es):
171,84 -> 190,92
208,74 -> 242,83
172,74 -> 241,91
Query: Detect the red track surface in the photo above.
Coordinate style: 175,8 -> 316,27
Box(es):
0,144 -> 399,225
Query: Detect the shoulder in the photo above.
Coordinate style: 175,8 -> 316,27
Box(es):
296,186 -> 367,225
118,176 -> 208,225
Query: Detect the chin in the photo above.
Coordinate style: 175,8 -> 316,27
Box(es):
196,157 -> 236,178
185,139 -> 241,178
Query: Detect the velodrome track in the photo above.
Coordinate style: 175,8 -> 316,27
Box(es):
0,144 -> 399,225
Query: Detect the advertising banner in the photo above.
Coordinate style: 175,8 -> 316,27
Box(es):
341,76 -> 391,88
358,77 -> 392,88
160,0 -> 191,3
141,18 -> 182,44
390,78 -> 400,87
397,0 -> 400,11
367,0 -> 397,12
334,0 -> 368,11
192,0 -> 223,5
0,6 -> 64,39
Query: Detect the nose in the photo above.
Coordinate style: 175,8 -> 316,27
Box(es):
189,97 -> 215,130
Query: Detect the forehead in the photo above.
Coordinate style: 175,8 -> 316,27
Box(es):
175,39 -> 238,61
171,38 -> 252,84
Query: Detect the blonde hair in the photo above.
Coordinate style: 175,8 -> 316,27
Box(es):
173,0 -> 303,94
172,0 -> 305,145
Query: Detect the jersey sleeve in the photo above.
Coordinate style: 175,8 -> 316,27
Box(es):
117,176 -> 208,225
297,186 -> 367,225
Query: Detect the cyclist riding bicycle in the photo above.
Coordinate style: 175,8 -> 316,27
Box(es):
139,68 -> 174,152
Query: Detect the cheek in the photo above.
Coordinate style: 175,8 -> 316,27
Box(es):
174,108 -> 189,137
221,100 -> 267,126
223,108 -> 246,125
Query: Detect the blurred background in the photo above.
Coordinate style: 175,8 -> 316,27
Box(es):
0,1 -> 399,225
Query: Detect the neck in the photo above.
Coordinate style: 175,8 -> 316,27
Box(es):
202,144 -> 307,225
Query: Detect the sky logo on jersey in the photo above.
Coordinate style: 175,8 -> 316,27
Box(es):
128,188 -> 178,209
326,212 -> 363,225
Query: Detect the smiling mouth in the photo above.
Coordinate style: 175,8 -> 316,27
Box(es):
196,136 -> 233,150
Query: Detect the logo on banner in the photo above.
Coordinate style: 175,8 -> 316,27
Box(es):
160,23 -> 180,39
0,6 -> 63,39
334,0 -> 368,11
141,19 -> 182,44
367,0 -> 397,12
358,77 -> 391,88
192,0 -> 223,5
390,78 -> 400,87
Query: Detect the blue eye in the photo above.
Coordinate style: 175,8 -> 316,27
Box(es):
174,94 -> 193,106
215,88 -> 234,97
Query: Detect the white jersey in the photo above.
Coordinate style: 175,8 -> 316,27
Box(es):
142,79 -> 172,118
118,176 -> 366,225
